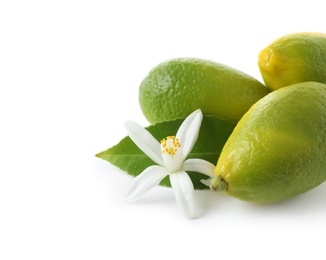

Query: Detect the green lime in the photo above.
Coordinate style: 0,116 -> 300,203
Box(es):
258,32 -> 326,91
139,58 -> 269,123
211,82 -> 326,203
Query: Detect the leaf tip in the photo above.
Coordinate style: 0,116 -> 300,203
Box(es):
95,151 -> 104,159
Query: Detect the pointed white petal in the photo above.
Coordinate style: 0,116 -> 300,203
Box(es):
176,109 -> 203,158
125,165 -> 169,203
182,159 -> 215,177
170,172 -> 201,219
200,178 -> 212,187
124,120 -> 163,166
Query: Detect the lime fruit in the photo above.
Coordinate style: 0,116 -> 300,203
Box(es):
258,32 -> 326,91
139,58 -> 269,123
210,81 -> 326,203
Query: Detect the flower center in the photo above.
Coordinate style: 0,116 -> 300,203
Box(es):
160,136 -> 181,156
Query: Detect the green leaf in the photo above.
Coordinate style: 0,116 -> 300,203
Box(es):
96,115 -> 235,189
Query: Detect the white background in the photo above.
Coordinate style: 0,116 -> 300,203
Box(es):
1,0 -> 326,259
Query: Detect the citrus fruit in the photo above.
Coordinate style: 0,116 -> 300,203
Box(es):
139,58 -> 269,123
210,81 -> 326,203
258,32 -> 326,91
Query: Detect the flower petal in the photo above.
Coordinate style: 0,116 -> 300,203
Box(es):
182,159 -> 215,177
200,178 -> 212,187
176,109 -> 203,158
124,120 -> 163,166
125,165 -> 169,203
170,172 -> 201,219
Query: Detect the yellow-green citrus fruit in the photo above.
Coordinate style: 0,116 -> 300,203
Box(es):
258,32 -> 326,91
139,58 -> 269,123
211,82 -> 326,203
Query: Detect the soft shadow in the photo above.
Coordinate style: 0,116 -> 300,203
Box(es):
239,182 -> 326,216
194,182 -> 326,219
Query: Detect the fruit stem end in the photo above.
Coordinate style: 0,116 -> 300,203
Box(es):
210,175 -> 228,192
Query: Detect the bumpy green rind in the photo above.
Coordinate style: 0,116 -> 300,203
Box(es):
258,32 -> 326,90
139,58 -> 270,123
214,82 -> 326,203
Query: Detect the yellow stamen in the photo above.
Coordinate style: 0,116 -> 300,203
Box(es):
160,136 -> 181,155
